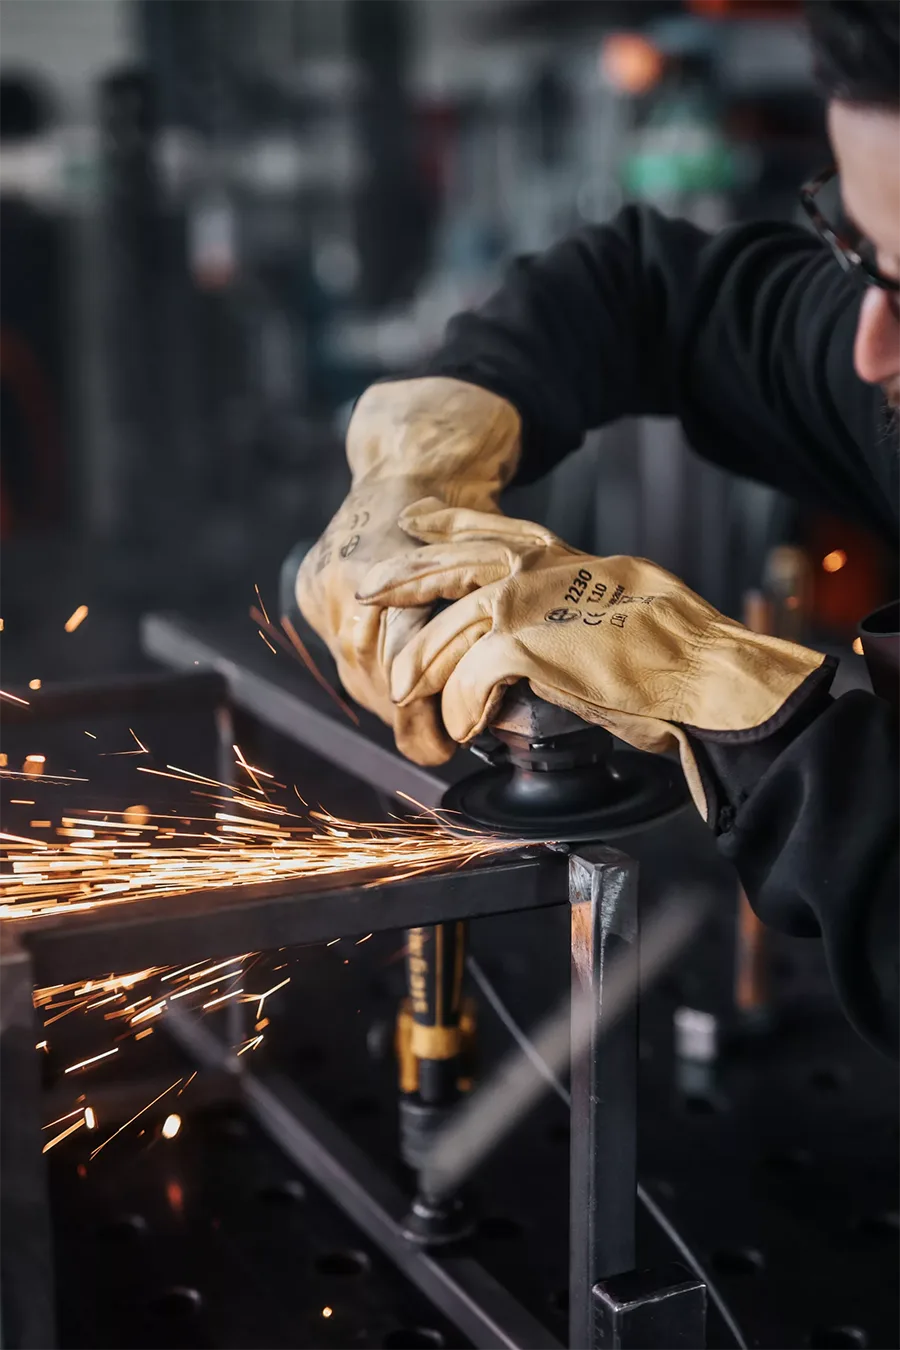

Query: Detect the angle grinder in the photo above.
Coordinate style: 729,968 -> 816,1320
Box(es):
279,543 -> 688,842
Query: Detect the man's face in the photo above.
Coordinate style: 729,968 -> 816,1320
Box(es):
828,101 -> 900,410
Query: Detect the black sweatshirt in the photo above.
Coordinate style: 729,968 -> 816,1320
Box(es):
418,206 -> 899,1056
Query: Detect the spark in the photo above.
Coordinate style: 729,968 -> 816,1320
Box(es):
43,1117 -> 86,1153
250,604 -> 360,726
35,1040 -> 48,1052
64,604 -> 89,632
326,938 -> 341,947
161,1113 -> 181,1139
355,933 -> 373,945
28,679 -> 41,690
322,1307 -> 333,1319
84,1107 -> 97,1130
3,798 -> 516,924
85,731 -> 97,739
258,629 -> 277,654
232,743 -> 265,793
254,583 -> 270,625
253,977 -> 290,1019
43,1108 -> 84,1130
10,800 -> 34,805
89,1078 -> 183,1159
0,689 -> 29,706
65,1048 -> 119,1074
203,989 -> 243,1009
236,1034 -> 264,1056
2,751 -> 523,1159
852,636 -> 864,656
177,1071 -> 198,1096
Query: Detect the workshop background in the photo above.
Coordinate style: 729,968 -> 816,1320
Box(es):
0,2 -> 897,1350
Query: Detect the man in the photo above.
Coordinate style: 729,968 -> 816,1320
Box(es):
297,1 -> 898,1055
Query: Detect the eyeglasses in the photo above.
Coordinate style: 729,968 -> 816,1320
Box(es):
799,166 -> 900,299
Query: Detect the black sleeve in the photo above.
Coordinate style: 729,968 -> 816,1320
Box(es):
419,205 -> 896,543
701,692 -> 899,1057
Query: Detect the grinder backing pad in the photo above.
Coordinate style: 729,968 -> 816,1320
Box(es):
440,689 -> 688,842
441,749 -> 686,842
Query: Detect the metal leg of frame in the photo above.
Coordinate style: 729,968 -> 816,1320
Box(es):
592,1264 -> 707,1349
0,935 -> 56,1349
568,846 -> 639,1350
567,848 -> 707,1350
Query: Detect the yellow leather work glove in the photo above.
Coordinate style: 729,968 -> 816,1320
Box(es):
294,380 -> 521,765
357,502 -> 834,816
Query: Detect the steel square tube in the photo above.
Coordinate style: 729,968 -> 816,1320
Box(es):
140,613 -> 472,807
4,854 -> 568,988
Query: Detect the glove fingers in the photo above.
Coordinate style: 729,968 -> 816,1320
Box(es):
381,603 -> 431,671
390,590 -> 494,705
399,498 -> 558,549
357,543 -> 514,607
439,633 -> 536,742
393,697 -> 456,766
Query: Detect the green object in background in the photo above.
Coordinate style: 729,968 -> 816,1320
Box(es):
622,85 -> 739,199
622,140 -> 738,196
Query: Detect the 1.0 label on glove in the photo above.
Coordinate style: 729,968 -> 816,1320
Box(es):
548,569 -> 658,630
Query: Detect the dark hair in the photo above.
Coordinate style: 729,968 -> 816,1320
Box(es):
805,0 -> 900,108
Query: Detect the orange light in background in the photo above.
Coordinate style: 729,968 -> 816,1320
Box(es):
165,1180 -> 184,1214
821,549 -> 848,574
600,33 -> 665,95
124,804 -> 151,826
852,637 -> 865,656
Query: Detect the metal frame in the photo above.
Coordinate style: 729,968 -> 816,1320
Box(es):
0,617 -> 705,1349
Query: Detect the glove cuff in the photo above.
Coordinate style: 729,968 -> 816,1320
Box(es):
680,654 -> 838,745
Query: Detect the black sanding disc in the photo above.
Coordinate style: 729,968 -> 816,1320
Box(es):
441,752 -> 688,842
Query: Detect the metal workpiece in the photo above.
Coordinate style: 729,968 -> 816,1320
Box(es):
567,847 -> 639,1350
592,1264 -> 707,1349
140,612 -> 464,808
0,934 -> 56,1350
166,1008 -> 562,1350
7,853 -> 568,989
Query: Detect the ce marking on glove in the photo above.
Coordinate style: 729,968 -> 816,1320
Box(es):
544,607 -> 629,629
